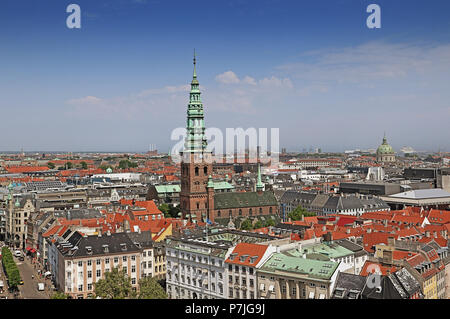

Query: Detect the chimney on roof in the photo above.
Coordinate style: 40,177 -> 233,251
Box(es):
434,231 -> 438,238
425,230 -> 430,238
346,228 -> 351,234
367,228 -> 372,234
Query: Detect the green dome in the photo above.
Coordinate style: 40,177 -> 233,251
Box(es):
106,167 -> 113,173
376,136 -> 394,154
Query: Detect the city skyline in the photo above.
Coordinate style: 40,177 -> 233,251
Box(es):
1,0 -> 450,152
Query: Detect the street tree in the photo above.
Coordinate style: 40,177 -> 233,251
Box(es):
137,276 -> 167,299
94,268 -> 133,299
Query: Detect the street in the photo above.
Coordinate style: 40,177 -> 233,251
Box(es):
15,255 -> 52,299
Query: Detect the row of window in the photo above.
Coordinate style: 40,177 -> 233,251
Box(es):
69,255 -> 137,268
228,264 -> 254,275
229,275 -> 254,287
217,207 -> 273,217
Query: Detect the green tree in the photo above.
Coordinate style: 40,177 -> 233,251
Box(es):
288,205 -> 316,221
80,161 -> 88,169
47,162 -> 55,169
65,162 -> 73,169
118,160 -> 129,169
168,205 -> 180,218
94,267 -> 133,299
137,276 -> 167,299
240,219 -> 253,230
264,219 -> 276,227
253,220 -> 263,229
158,203 -> 170,216
129,161 -> 138,168
51,292 -> 69,299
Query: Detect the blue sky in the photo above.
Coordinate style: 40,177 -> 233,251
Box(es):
0,0 -> 449,153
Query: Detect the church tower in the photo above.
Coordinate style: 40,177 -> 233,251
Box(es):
180,52 -> 213,223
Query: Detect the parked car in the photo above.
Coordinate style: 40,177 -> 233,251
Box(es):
14,250 -> 22,258
19,279 -> 24,285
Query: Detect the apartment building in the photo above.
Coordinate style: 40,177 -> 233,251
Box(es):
225,243 -> 276,299
165,229 -> 278,299
51,232 -> 141,299
257,252 -> 346,299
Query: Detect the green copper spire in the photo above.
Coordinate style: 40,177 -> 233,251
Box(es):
256,163 -> 264,191
207,175 -> 214,188
193,49 -> 197,79
184,51 -> 207,153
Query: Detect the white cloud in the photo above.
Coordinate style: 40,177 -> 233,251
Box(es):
258,76 -> 293,89
215,70 -> 240,84
242,75 -> 257,85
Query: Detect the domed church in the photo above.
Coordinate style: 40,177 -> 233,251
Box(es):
376,133 -> 395,163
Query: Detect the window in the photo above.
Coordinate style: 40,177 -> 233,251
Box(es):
195,167 -> 199,176
131,256 -> 136,261
87,283 -> 92,291
132,278 -> 136,285
78,284 -> 83,292
123,256 -> 127,262
249,268 -> 254,275
204,167 -> 208,175
132,265 -> 136,273
123,266 -> 127,273
269,207 -> 273,214
87,271 -> 92,278
239,209 -> 242,216
96,259 -> 101,265
105,258 -> 110,264
229,210 -> 232,217
217,211 -> 221,217
250,279 -> 254,287
78,261 -> 83,267
249,208 -> 252,216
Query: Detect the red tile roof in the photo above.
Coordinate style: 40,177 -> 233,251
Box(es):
360,261 -> 398,276
225,243 -> 269,267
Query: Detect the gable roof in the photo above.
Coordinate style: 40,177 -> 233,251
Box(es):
225,243 -> 269,267
214,191 -> 277,210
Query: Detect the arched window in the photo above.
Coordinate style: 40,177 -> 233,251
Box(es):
196,203 -> 200,209
217,211 -> 221,217
239,209 -> 242,216
249,208 -> 252,216
204,166 -> 208,175
259,208 -> 263,215
195,167 -> 199,176
229,210 -> 232,217
269,207 -> 273,214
